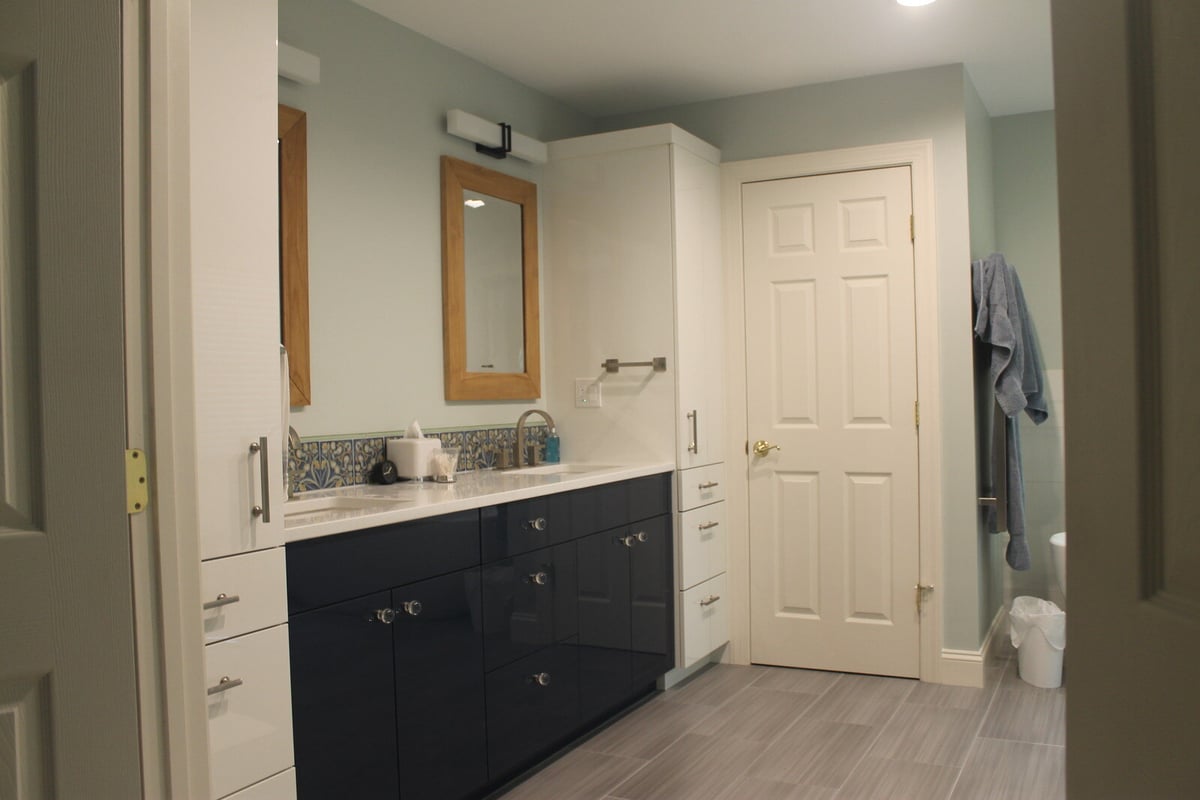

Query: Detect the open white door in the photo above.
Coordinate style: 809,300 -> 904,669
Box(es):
0,2 -> 142,797
1053,1 -> 1200,795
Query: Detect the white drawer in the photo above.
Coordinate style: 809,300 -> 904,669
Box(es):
222,768 -> 296,800
202,548 -> 288,644
678,502 -> 727,591
677,463 -> 726,511
206,625 -> 294,800
680,572 -> 728,668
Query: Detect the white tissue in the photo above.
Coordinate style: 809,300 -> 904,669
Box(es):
405,419 -> 424,438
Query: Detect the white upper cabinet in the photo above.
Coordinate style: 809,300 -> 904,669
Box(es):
190,0 -> 284,561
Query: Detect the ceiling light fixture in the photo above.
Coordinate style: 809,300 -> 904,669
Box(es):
896,0 -> 936,6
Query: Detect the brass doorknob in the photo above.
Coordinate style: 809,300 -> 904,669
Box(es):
753,440 -> 782,457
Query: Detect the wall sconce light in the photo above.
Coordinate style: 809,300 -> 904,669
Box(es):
446,109 -> 548,164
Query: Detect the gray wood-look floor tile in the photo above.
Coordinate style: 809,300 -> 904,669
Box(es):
660,664 -> 766,709
746,717 -> 880,789
835,756 -> 960,800
805,673 -> 916,726
905,680 -> 995,712
580,696 -> 717,760
692,686 -> 820,743
949,738 -> 1065,800
753,667 -> 843,695
607,733 -> 761,800
867,703 -> 984,767
979,688 -> 1065,746
713,775 -> 837,800
498,749 -> 648,800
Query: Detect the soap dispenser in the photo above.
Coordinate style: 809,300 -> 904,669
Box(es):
544,426 -> 560,463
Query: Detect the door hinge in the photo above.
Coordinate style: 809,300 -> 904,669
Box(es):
914,400 -> 920,430
126,449 -> 149,514
910,214 -> 915,242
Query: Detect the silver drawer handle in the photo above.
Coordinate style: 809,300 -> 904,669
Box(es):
699,594 -> 721,607
526,571 -> 549,585
402,600 -> 423,616
698,481 -> 719,490
524,517 -> 548,532
202,592 -> 241,611
698,521 -> 720,531
248,436 -> 272,523
529,672 -> 551,687
206,676 -> 244,696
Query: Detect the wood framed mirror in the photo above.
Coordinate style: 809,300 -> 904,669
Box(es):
279,104 -> 311,405
441,156 -> 540,400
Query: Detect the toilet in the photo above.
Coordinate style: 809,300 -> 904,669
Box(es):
1050,532 -> 1066,596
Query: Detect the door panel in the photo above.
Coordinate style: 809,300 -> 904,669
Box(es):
482,543 -> 578,671
0,1 -> 141,796
577,528 -> 632,722
630,515 -> 674,686
745,166 -> 920,677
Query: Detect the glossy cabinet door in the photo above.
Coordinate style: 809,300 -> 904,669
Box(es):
288,591 -> 398,800
576,527 -> 633,724
629,515 -> 675,686
485,643 -> 580,781
482,543 -> 578,671
392,569 -> 488,800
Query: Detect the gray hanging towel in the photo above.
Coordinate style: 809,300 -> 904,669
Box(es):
971,254 -> 1049,570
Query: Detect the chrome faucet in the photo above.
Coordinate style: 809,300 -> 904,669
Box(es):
514,409 -> 555,468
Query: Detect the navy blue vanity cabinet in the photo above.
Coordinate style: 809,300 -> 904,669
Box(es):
482,493 -> 572,561
629,514 -> 675,686
288,591 -> 399,800
392,569 -> 488,800
481,543 -> 578,671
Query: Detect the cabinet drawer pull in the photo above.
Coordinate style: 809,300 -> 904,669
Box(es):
698,521 -> 720,531
402,600 -> 423,617
248,436 -> 272,523
526,571 -> 549,586
373,608 -> 397,624
523,517 -> 548,532
206,675 -> 244,696
529,672 -> 552,687
202,592 -> 241,611
698,481 -> 719,490
699,594 -> 721,607
687,410 -> 699,454
618,534 -> 635,548
635,531 -> 648,543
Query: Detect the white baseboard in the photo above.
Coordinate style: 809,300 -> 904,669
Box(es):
658,645 -> 728,690
937,606 -> 1006,687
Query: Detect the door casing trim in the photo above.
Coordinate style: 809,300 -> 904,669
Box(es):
720,140 -> 949,683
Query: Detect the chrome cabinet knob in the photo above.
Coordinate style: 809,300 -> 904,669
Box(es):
530,672 -> 551,687
524,517 -> 548,532
619,534 -> 635,548
527,571 -> 549,586
374,608 -> 397,624
635,531 -> 648,543
402,600 -> 423,617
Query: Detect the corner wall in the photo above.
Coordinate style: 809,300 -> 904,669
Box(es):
600,64 -> 986,651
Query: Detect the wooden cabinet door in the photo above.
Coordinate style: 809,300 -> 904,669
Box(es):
630,515 -> 674,687
289,591 -> 397,800
576,527 -> 632,723
392,569 -> 488,800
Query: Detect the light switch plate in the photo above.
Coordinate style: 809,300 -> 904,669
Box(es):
575,378 -> 602,408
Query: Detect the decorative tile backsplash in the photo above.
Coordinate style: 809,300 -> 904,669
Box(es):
288,424 -> 549,495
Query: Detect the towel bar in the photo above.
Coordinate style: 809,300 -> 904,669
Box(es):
601,357 -> 667,373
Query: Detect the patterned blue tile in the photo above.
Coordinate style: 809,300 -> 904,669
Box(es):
353,437 -> 386,484
290,440 -> 322,494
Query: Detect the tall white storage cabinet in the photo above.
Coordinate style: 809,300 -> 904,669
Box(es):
545,125 -> 728,671
191,1 -> 296,798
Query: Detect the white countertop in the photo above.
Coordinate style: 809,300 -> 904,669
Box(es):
283,462 -> 676,543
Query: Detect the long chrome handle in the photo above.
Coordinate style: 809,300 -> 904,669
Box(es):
687,410 -> 699,454
527,571 -> 549,585
698,481 -> 719,490
249,436 -> 271,523
529,672 -> 551,687
206,676 -> 243,696
202,593 -> 241,611
699,594 -> 721,607
523,517 -> 548,532
698,521 -> 720,531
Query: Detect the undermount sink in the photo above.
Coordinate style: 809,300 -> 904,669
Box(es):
284,496 -> 410,518
500,463 -> 616,477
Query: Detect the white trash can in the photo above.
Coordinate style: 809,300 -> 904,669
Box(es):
1009,596 -> 1065,688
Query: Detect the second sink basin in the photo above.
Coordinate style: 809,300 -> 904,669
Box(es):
501,463 -> 616,477
284,495 -> 410,519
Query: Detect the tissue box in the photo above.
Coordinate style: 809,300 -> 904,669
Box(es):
386,437 -> 442,480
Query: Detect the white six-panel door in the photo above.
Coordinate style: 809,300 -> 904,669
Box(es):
744,166 -> 921,677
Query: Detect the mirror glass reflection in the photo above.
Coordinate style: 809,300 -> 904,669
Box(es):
463,191 -> 524,374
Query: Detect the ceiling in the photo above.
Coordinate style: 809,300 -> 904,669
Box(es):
351,0 -> 1054,118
